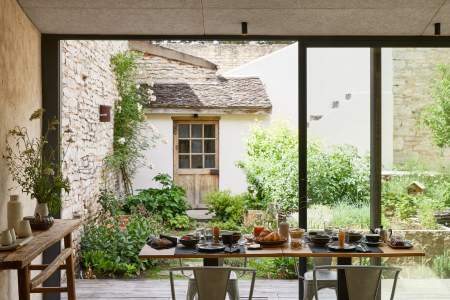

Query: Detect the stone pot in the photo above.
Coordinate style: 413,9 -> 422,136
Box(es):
34,202 -> 49,219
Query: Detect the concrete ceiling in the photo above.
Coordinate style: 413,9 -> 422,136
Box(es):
17,0 -> 450,36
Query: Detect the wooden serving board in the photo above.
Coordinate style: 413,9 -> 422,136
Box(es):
0,236 -> 33,251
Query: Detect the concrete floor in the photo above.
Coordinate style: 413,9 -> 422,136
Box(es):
63,278 -> 450,300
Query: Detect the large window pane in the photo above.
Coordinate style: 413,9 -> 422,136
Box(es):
307,48 -> 371,231
179,124 -> 190,138
191,124 -> 202,138
382,48 -> 450,280
191,155 -> 203,168
191,140 -> 202,153
204,124 -> 215,138
179,140 -> 190,153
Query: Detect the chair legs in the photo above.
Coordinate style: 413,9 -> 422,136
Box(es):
187,279 -> 240,300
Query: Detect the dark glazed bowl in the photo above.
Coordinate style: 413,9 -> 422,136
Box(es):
179,235 -> 199,248
310,235 -> 331,246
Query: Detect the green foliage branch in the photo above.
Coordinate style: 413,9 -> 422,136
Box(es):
423,64 -> 450,149
3,109 -> 71,214
108,51 -> 158,195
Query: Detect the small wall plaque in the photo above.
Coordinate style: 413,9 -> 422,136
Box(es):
99,105 -> 111,122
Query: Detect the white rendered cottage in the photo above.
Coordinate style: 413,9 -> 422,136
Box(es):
131,41 -> 273,208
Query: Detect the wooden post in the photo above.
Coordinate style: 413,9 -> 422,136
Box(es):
64,233 -> 76,300
18,266 -> 31,300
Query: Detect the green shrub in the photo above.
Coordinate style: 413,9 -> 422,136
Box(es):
206,190 -> 246,225
417,196 -> 445,229
307,142 -> 370,206
168,214 -> 193,230
382,192 -> 417,220
208,220 -> 243,231
124,173 -> 189,223
433,250 -> 450,278
98,189 -> 123,217
81,214 -> 161,277
238,123 -> 370,215
237,123 -> 299,214
248,257 -> 297,279
305,203 -> 371,230
423,64 -> 450,149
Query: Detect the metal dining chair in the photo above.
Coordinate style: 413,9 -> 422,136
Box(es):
169,267 -> 256,300
313,265 -> 401,300
297,257 -> 337,300
178,258 -> 250,300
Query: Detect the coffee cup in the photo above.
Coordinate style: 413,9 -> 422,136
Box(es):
365,233 -> 380,243
1,230 -> 13,246
17,220 -> 32,238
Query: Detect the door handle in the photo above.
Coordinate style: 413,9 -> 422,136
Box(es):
209,169 -> 219,175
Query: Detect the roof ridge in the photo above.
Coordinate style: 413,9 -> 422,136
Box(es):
129,40 -> 218,70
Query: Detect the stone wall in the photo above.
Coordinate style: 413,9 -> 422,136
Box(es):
385,230 -> 450,268
61,40 -> 128,223
0,1 -> 42,299
134,52 -> 217,84
161,41 -> 292,73
392,48 -> 450,167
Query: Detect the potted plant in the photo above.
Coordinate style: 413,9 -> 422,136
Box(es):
3,109 -> 72,227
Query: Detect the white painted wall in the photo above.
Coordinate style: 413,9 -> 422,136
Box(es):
133,114 -> 268,192
133,115 -> 173,190
219,115 -> 269,193
227,44 -> 394,168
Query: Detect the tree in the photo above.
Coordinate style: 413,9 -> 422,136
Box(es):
423,64 -> 450,149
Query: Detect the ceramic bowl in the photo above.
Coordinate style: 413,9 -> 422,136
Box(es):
179,235 -> 199,248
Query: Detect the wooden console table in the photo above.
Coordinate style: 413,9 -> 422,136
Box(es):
0,219 -> 82,300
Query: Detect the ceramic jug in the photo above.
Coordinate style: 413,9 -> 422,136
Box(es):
7,195 -> 23,231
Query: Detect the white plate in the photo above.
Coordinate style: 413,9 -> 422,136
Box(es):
0,236 -> 33,251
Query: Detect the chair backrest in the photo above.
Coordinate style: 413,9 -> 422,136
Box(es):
313,257 -> 332,267
169,267 -> 256,300
313,265 -> 401,300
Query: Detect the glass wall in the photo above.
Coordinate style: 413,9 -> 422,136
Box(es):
306,48 -> 371,231
381,48 -> 450,280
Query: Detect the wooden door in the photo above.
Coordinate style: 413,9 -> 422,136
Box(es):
173,119 -> 219,208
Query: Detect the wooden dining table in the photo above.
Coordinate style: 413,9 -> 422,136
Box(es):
139,242 -> 425,300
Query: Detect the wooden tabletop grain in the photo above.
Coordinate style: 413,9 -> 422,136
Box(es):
139,243 -> 425,260
0,219 -> 82,269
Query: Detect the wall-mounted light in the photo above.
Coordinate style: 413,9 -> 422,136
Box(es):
434,22 -> 441,36
99,105 -> 111,122
241,22 -> 248,35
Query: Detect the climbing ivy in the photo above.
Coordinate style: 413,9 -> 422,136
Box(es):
107,51 -> 158,195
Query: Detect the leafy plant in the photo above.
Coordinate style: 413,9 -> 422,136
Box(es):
423,64 -> 450,149
238,123 -> 370,215
107,51 -> 159,195
168,214 -> 192,230
206,190 -> 246,225
81,213 -> 161,277
307,142 -> 370,206
238,123 -> 299,215
98,189 -> 123,217
433,250 -> 450,278
248,257 -> 297,279
123,173 -> 189,223
303,203 -> 372,230
3,109 -> 72,215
